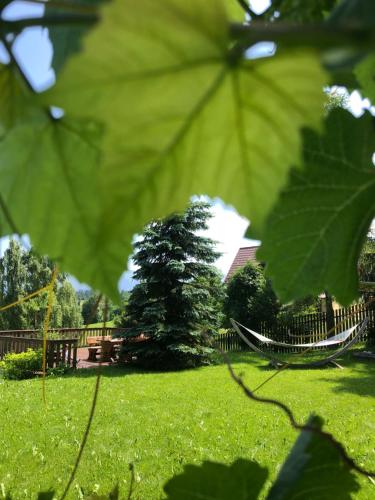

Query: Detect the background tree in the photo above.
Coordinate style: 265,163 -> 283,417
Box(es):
224,261 -> 279,331
119,201 -> 221,369
0,240 -> 82,329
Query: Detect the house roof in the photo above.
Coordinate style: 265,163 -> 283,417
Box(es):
225,246 -> 259,282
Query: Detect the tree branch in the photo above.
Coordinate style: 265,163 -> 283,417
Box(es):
230,21 -> 375,49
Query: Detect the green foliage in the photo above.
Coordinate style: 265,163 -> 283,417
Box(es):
278,296 -> 320,331
164,458 -> 268,499
355,53 -> 375,102
120,201 -> 221,369
0,240 -> 82,329
224,261 -> 279,330
258,108 -> 375,305
268,415 -> 360,499
264,0 -> 337,22
164,414 -> 360,500
38,0 -> 326,298
0,348 -> 42,380
46,0 -> 105,75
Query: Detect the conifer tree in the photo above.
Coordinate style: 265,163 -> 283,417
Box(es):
120,201 -> 222,369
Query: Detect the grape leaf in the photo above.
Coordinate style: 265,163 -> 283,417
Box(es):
45,0 -> 327,294
257,108 -> 375,305
0,111 -> 121,298
267,415 -> 360,500
0,64 -> 30,135
164,458 -> 268,499
355,53 -> 375,103
46,0 -> 106,74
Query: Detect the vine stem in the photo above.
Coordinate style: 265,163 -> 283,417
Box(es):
230,21 -> 375,49
60,296 -> 107,500
222,349 -> 375,478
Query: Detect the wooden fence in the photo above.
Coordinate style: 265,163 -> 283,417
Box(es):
0,336 -> 78,368
216,303 -> 375,353
0,327 -> 129,347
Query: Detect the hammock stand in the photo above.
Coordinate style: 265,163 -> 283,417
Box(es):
230,318 -> 368,369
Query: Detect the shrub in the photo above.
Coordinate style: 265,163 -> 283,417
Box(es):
47,363 -> 72,377
0,349 -> 43,380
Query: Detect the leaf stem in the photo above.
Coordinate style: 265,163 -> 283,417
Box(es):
230,21 -> 375,49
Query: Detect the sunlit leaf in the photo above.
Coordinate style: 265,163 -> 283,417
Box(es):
46,0 -> 327,295
164,458 -> 268,499
268,415 -> 360,499
257,109 -> 375,305
0,64 -> 30,135
0,112 -> 120,298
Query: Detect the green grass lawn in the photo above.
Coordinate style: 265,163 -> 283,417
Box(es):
0,350 -> 374,499
86,320 -> 115,328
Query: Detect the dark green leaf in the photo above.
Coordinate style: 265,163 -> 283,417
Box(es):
164,458 -> 268,499
84,484 -> 119,499
328,0 -> 375,29
257,108 -> 375,305
47,0 -> 106,74
0,63 -> 30,136
267,415 -> 360,500
355,53 -> 375,103
265,0 -> 336,22
0,111 -> 121,299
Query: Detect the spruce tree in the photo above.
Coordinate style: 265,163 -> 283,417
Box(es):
120,201 -> 222,369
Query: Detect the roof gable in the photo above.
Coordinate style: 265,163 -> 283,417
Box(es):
225,246 -> 259,282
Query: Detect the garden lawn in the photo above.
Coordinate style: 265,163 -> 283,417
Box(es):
0,351 -> 374,499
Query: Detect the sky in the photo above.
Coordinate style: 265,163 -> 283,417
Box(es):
0,1 -> 374,291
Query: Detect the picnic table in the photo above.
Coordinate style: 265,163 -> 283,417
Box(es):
87,337 -> 123,362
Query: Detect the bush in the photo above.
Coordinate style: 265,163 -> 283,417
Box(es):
47,363 -> 72,377
0,349 -> 43,380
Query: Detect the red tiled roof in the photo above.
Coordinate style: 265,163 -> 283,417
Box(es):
225,246 -> 259,282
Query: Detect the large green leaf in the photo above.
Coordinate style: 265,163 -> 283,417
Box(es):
355,53 -> 375,103
267,416 -> 360,499
257,108 -> 375,305
0,64 -> 30,136
45,0 -> 327,295
164,459 -> 268,499
0,111 -> 121,298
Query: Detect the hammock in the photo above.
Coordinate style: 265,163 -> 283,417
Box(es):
231,320 -> 359,349
230,318 -> 368,369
